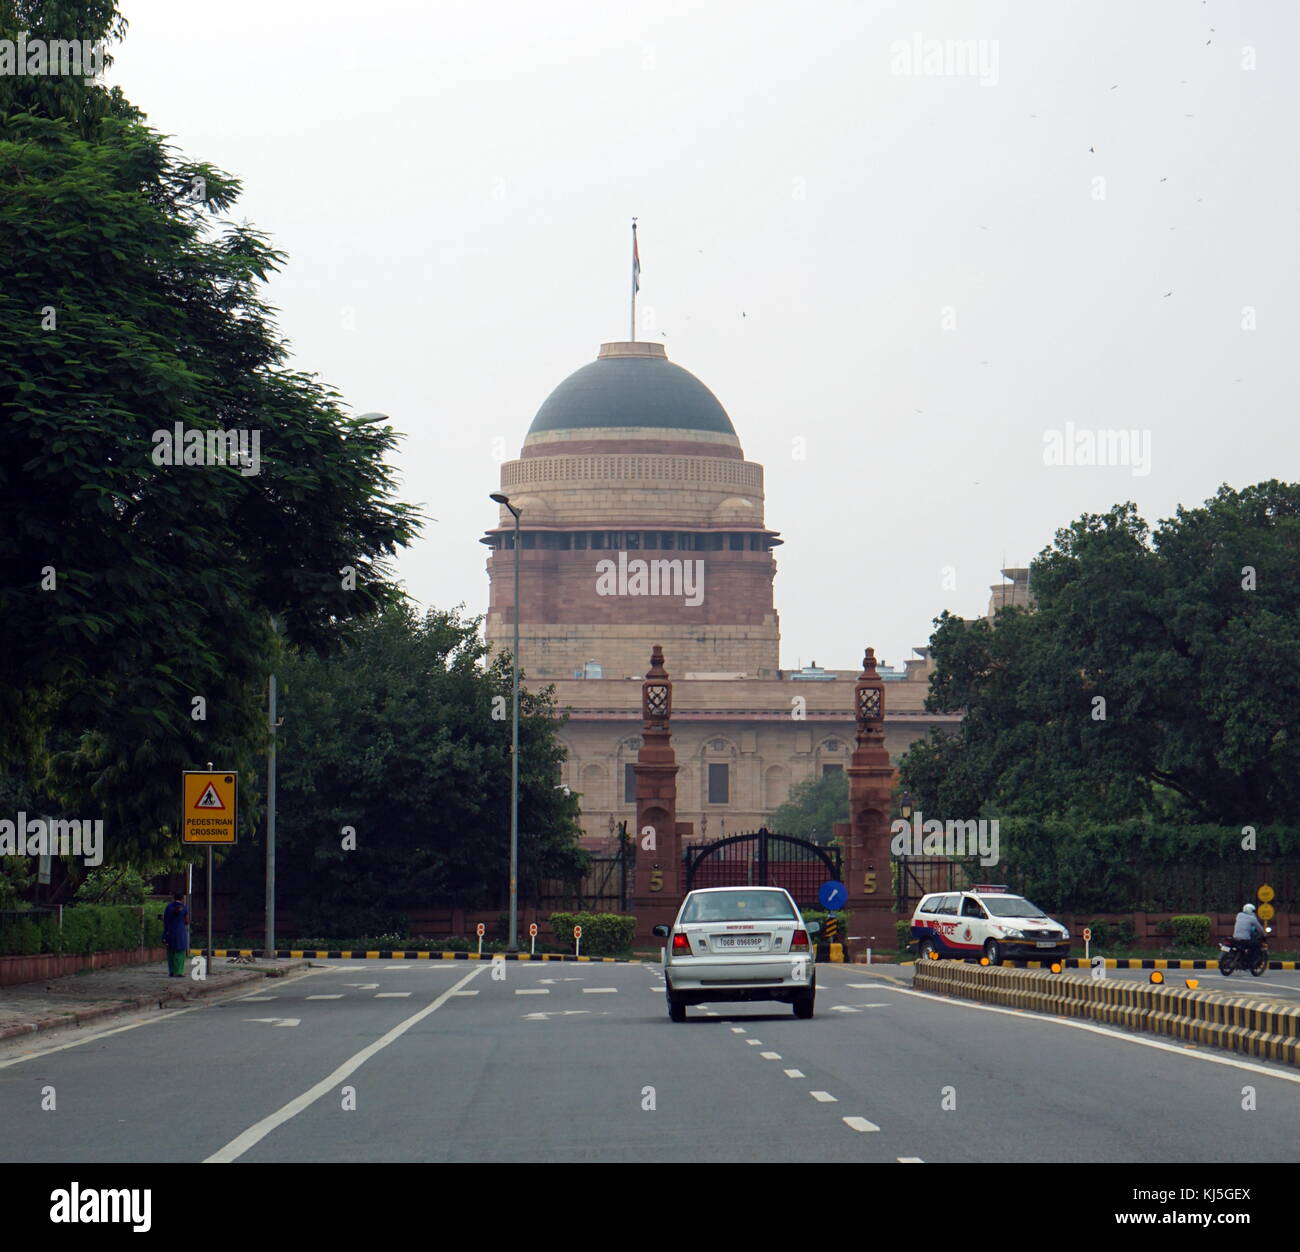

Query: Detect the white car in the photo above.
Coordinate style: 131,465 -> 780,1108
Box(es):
911,884 -> 1071,964
652,887 -> 822,1021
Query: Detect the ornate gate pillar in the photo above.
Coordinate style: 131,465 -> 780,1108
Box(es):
833,648 -> 898,960
631,646 -> 692,937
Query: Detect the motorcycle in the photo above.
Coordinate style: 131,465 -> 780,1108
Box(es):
1218,926 -> 1272,977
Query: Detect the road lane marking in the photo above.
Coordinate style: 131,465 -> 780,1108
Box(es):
783,1069 -> 805,1078
452,990 -> 479,996
515,989 -> 549,995
829,1006 -> 860,1013
810,1091 -> 837,1102
893,983 -> 1300,1086
240,995 -> 276,1002
306,995 -> 342,1000
760,1052 -> 782,1059
0,1010 -> 194,1068
583,987 -> 618,993
746,1039 -> 762,1045
898,1157 -> 924,1162
206,963 -> 488,1163
375,992 -> 411,998
730,1027 -> 746,1034
343,983 -> 379,990
244,1017 -> 300,1027
843,1117 -> 880,1132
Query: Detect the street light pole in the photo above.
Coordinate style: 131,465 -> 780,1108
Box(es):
491,493 -> 522,951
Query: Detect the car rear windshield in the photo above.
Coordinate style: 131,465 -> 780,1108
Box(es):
981,896 -> 1047,918
680,891 -> 798,922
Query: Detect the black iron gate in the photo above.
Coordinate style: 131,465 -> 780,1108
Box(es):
683,828 -> 841,910
894,856 -> 980,916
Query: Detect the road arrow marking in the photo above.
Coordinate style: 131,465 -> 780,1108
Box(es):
244,1018 -> 301,1027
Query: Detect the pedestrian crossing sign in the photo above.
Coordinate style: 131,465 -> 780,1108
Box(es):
182,771 -> 237,844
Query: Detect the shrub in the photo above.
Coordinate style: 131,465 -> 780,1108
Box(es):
547,912 -> 636,956
1167,915 -> 1212,949
896,918 -> 913,952
1081,919 -> 1137,949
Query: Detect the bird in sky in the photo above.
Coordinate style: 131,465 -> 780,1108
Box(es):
1164,291 -> 1173,297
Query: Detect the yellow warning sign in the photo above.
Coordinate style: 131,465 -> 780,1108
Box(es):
1258,902 -> 1275,922
182,771 -> 237,844
1258,884 -> 1275,903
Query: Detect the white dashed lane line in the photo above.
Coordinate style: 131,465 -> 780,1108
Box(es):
810,1091 -> 837,1103
306,995 -> 343,1000
899,1156 -> 924,1162
783,1069 -> 805,1078
760,1052 -> 782,1060
746,1039 -> 762,1046
515,989 -> 549,995
843,1116 -> 880,1133
582,987 -> 618,993
376,992 -> 411,998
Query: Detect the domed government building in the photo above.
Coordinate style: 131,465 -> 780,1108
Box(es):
482,339 -> 1027,849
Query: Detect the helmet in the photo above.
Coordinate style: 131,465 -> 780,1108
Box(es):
1244,903 -> 1256,914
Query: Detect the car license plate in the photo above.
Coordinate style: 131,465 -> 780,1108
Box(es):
716,935 -> 765,949
1035,941 -> 1056,948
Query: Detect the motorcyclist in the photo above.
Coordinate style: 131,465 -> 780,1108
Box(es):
1232,902 -> 1266,963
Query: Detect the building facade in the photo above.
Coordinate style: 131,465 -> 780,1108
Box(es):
483,340 -> 957,848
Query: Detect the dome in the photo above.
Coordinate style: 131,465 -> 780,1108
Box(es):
528,341 -> 736,436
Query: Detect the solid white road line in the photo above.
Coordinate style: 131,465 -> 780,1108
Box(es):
205,963 -> 489,1163
894,983 -> 1300,1086
783,1069 -> 805,1078
0,1009 -> 193,1068
810,1091 -> 837,1102
843,1117 -> 880,1132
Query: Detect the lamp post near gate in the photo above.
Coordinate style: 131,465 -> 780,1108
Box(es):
490,492 -> 522,951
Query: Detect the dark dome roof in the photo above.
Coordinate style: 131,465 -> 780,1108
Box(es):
528,344 -> 735,436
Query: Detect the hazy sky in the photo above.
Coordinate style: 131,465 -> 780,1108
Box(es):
112,0 -> 1298,671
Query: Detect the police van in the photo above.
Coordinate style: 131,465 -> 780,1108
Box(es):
910,884 -> 1071,963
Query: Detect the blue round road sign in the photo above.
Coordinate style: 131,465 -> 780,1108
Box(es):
819,880 -> 848,910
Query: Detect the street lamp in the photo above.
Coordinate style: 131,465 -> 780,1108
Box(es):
490,491 -> 522,950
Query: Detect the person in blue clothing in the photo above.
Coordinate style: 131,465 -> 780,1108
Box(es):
162,892 -> 189,977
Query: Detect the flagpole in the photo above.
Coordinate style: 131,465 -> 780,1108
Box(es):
630,218 -> 638,341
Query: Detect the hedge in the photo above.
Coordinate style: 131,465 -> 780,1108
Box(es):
0,903 -> 164,957
547,912 -> 636,955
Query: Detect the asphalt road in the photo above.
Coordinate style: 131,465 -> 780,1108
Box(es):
2,959 -> 1298,1163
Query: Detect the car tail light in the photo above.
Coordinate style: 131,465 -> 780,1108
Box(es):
790,929 -> 810,952
672,932 -> 692,954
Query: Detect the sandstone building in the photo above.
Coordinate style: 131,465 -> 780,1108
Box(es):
483,340 -> 960,848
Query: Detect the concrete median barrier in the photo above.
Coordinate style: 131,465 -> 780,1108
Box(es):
914,958 -> 1300,1067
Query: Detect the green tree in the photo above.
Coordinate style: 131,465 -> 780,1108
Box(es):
218,604 -> 587,937
0,1 -> 419,859
769,771 -> 848,844
900,483 -> 1300,825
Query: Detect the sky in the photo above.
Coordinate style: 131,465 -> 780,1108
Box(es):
111,0 -> 1299,671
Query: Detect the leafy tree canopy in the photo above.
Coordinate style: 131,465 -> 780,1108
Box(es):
769,770 -> 848,844
0,1 -> 420,859
217,604 -> 588,936
899,482 -> 1300,826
